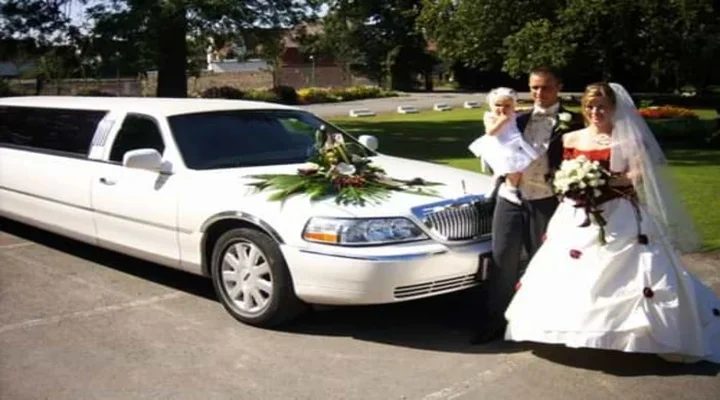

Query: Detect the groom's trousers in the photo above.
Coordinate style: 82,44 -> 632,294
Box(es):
483,195 -> 558,322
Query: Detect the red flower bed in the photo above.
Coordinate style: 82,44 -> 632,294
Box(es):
638,106 -> 698,119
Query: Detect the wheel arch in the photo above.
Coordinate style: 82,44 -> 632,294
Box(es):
199,211 -> 285,276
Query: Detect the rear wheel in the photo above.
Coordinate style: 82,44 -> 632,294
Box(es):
210,227 -> 305,328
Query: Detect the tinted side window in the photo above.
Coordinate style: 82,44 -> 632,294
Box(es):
109,114 -> 165,163
0,106 -> 107,156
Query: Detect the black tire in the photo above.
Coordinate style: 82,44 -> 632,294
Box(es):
210,227 -> 305,328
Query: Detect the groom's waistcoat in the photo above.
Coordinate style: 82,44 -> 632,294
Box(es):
515,104 -> 577,200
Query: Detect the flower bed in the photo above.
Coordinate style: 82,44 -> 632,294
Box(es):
297,86 -> 398,104
195,85 -> 398,105
638,106 -> 698,119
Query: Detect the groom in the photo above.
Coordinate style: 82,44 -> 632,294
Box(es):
472,66 -> 584,344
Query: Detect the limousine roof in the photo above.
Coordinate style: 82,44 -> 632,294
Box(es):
0,95 -> 302,116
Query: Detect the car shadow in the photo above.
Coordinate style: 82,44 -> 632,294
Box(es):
0,217 -> 217,302
2,217 -> 718,376
284,288 -> 530,355
0,216 -> 521,355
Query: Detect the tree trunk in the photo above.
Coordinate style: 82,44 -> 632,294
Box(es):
155,5 -> 188,98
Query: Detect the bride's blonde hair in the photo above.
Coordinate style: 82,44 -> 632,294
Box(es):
582,82 -> 617,124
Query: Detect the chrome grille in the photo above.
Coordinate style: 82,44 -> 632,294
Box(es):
423,199 -> 494,241
394,274 -> 478,299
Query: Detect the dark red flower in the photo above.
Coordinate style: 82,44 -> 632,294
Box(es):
569,249 -> 582,259
638,234 -> 649,245
643,287 -> 654,298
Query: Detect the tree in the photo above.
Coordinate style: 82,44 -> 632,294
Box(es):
0,0 -> 79,46
87,0 -> 324,97
0,0 -> 87,91
296,20 -> 362,85
246,29 -> 287,87
418,0 -> 559,71
419,0 -> 719,92
308,0 -> 434,91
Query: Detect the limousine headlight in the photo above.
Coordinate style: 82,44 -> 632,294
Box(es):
302,217 -> 428,245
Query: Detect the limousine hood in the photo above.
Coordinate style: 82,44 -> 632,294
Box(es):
218,154 -> 495,218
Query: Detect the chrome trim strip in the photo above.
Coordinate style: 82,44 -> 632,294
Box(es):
1,185 -> 94,212
90,115 -> 118,147
0,185 -> 191,233
199,211 -> 285,244
0,209 -> 98,246
297,248 -> 447,261
94,209 -> 190,234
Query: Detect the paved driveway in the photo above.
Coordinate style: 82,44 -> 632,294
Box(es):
300,92 -> 488,118
1,217 -> 719,400
299,91 -> 585,118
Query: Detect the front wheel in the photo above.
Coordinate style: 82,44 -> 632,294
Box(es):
210,228 -> 305,328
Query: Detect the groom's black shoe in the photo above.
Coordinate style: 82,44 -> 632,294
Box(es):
470,322 -> 506,345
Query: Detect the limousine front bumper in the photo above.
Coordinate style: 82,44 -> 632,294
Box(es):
281,240 -> 493,305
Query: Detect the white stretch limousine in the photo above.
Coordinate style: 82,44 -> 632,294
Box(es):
0,96 -> 495,327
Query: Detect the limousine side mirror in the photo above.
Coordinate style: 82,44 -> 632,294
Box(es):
358,135 -> 379,151
123,149 -> 168,172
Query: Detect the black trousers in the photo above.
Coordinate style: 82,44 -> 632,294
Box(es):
483,195 -> 559,322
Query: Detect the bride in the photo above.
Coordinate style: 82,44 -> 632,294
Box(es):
503,82 -> 720,363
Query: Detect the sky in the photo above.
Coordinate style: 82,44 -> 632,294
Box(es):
67,0 -> 93,25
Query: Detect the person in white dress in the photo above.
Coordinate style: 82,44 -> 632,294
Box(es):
503,82 -> 720,364
468,87 -> 539,204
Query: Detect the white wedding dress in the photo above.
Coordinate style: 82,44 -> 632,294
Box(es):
504,147 -> 720,363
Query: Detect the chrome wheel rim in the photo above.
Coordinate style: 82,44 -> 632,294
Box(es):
220,240 -> 273,315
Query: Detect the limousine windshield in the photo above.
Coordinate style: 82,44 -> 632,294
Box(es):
167,109 -> 373,170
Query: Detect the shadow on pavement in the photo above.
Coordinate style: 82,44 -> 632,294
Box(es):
284,288 -> 529,355
528,343 -> 720,377
0,216 -> 521,355
3,216 -> 718,375
0,217 -> 217,302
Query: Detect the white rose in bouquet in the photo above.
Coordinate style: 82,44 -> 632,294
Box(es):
553,155 -> 614,244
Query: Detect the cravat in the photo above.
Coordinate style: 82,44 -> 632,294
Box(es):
532,109 -> 553,118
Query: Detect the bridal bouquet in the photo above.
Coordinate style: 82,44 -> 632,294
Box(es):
553,155 -> 613,244
246,126 -> 442,206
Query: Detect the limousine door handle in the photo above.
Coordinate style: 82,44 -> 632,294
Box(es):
99,177 -> 117,186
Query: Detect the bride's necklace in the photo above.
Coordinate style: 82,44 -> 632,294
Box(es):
592,132 -> 612,146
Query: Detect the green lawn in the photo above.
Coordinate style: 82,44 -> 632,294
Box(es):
329,108 -> 720,252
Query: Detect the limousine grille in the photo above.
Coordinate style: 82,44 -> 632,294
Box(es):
421,198 -> 493,241
394,274 -> 478,299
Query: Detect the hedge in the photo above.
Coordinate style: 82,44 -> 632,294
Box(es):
195,85 -> 398,105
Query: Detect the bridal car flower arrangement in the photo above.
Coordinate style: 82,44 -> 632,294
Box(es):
247,126 -> 443,206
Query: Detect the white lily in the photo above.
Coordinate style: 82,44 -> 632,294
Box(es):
336,162 -> 356,176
